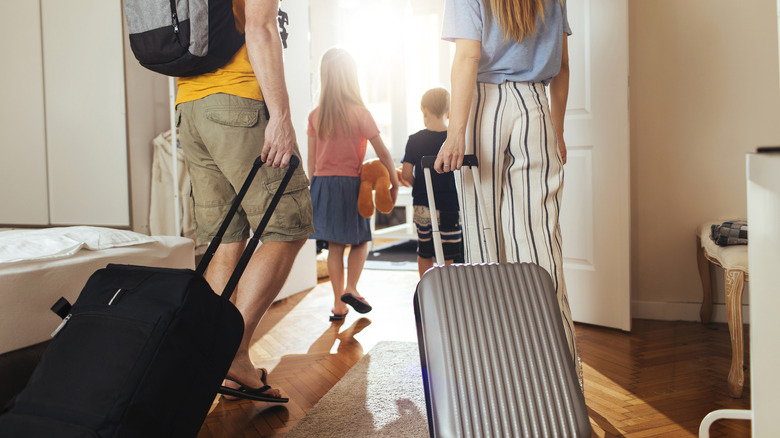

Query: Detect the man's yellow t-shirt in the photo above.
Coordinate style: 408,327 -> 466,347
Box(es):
175,0 -> 264,105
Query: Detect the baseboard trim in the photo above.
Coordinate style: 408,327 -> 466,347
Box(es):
631,300 -> 750,324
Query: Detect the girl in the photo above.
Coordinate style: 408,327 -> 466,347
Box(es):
434,0 -> 581,382
307,48 -> 399,322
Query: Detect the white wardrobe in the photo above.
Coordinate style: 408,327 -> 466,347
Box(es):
0,0 -> 166,229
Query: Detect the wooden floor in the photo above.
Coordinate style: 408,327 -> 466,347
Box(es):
198,267 -> 751,437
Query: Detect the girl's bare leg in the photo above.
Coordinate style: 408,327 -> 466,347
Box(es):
327,242 -> 349,315
345,241 -> 368,297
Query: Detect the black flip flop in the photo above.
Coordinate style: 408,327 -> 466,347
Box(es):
218,383 -> 289,403
340,293 -> 372,314
329,312 -> 347,321
219,368 -> 287,403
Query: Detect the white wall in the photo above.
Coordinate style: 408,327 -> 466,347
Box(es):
629,0 -> 780,321
282,0 -> 313,167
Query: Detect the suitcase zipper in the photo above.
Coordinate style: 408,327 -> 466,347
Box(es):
51,314 -> 71,337
50,291 -> 144,338
108,288 -> 125,306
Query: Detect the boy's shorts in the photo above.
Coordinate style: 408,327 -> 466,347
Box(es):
177,94 -> 314,244
413,205 -> 462,260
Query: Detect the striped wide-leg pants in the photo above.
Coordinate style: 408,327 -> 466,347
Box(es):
457,81 -> 581,381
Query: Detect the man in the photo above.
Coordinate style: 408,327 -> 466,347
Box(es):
175,0 -> 314,401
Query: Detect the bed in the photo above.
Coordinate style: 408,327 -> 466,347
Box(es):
0,227 -> 195,356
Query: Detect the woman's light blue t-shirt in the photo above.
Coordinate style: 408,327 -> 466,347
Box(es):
442,0 -> 571,84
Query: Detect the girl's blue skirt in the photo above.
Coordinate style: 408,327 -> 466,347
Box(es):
309,176 -> 371,245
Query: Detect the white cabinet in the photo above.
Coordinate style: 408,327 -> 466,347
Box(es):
747,152 -> 780,436
1,0 -> 131,227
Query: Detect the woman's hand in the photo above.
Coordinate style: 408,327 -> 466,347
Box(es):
558,137 -> 567,165
434,134 -> 465,173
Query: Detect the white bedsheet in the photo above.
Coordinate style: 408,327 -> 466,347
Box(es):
0,226 -> 157,264
0,234 -> 194,355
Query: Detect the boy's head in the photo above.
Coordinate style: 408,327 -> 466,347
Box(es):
421,87 -> 450,119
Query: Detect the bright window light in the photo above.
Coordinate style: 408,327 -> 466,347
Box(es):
310,0 -> 451,161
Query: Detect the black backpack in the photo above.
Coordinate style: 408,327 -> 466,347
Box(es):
124,0 -> 245,77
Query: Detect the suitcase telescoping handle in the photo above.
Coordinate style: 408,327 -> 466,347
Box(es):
420,154 -> 496,266
195,154 -> 300,301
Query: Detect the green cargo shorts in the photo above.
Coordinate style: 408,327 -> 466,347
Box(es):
177,93 -> 314,243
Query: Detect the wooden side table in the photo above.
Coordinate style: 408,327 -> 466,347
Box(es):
696,222 -> 749,398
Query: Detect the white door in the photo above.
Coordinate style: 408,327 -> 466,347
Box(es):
560,0 -> 631,330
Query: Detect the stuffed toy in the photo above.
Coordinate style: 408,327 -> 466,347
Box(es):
358,159 -> 394,218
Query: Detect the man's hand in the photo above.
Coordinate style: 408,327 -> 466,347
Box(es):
261,113 -> 295,168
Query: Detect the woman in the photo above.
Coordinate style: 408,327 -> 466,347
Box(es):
434,0 -> 580,381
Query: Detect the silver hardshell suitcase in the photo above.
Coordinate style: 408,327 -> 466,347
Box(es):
414,155 -> 591,437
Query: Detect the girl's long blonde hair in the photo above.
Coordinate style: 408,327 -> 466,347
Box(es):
316,48 -> 365,139
487,0 -> 551,42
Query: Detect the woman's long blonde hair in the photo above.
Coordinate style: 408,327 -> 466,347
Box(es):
316,48 -> 365,140
487,0 -> 552,42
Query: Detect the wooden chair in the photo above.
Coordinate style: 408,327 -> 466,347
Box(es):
696,222 -> 749,398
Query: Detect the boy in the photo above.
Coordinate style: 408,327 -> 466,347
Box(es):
401,87 -> 462,277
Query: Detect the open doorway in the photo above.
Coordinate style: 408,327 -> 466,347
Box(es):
309,0 -> 451,162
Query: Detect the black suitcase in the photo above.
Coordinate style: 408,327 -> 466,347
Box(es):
414,155 -> 591,437
0,155 -> 300,437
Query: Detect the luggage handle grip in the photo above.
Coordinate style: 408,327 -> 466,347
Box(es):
420,154 -> 478,169
420,154 -> 496,265
195,155 -> 300,301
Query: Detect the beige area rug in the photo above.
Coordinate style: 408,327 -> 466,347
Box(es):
287,341 -> 430,437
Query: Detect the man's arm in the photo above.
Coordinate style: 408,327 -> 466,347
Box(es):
245,0 -> 294,168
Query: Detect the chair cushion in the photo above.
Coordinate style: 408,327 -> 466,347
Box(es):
699,222 -> 748,273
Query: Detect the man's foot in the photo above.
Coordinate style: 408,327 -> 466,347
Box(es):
223,351 -> 283,399
221,367 -> 286,402
221,367 -> 271,399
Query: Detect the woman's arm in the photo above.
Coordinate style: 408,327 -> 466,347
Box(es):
307,135 -> 317,180
549,33 -> 569,164
368,134 -> 400,204
435,38 -> 481,173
